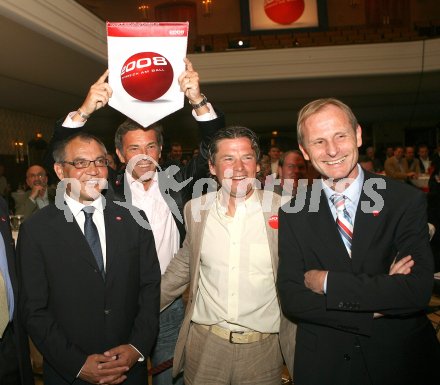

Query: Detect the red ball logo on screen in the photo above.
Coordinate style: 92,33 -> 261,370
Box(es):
264,0 -> 305,25
120,52 -> 174,102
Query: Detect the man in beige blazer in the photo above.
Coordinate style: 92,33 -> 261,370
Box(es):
384,146 -> 416,181
161,126 -> 296,385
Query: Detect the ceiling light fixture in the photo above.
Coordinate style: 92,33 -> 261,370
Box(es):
138,4 -> 150,20
202,0 -> 213,17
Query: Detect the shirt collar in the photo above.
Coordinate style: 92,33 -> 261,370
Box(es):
322,164 -> 364,204
215,188 -> 259,218
126,169 -> 158,189
64,192 -> 104,218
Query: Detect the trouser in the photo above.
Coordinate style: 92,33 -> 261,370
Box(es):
151,297 -> 184,385
184,323 -> 283,385
0,322 -> 21,385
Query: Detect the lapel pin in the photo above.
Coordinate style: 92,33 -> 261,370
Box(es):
116,216 -> 122,221
372,210 -> 379,217
115,180 -> 121,186
268,215 -> 279,229
1,216 -> 6,222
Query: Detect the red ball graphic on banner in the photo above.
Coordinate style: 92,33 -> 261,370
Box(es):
264,0 -> 305,25
120,52 -> 174,101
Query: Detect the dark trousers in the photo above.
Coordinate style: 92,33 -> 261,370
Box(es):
0,323 -> 21,385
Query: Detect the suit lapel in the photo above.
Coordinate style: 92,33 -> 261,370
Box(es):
189,193 -> 214,301
308,191 -> 352,266
259,190 -> 280,276
351,174 -> 387,271
102,201 -> 121,284
50,205 -> 102,273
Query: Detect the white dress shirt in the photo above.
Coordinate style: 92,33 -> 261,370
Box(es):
64,193 -> 107,269
192,190 -> 280,333
127,171 -> 179,274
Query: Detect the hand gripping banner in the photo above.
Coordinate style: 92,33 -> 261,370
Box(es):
107,22 -> 189,127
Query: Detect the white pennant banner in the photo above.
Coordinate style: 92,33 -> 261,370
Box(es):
107,22 -> 189,127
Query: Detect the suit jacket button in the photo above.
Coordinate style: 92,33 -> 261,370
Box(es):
104,309 -> 111,315
344,354 -> 351,361
338,302 -> 344,309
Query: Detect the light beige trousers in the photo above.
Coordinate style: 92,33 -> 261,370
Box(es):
184,323 -> 283,385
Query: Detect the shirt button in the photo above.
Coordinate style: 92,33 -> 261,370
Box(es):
343,354 -> 351,361
104,309 -> 111,315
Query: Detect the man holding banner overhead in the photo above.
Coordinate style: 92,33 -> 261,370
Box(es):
46,50 -> 224,384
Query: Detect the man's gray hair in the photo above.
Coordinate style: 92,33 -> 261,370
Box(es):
297,98 -> 358,146
53,132 -> 107,163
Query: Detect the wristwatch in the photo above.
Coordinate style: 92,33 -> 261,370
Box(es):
189,94 -> 208,109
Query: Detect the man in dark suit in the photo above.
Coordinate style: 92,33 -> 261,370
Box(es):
0,197 -> 34,385
277,98 -> 440,385
45,58 -> 224,385
17,132 -> 161,385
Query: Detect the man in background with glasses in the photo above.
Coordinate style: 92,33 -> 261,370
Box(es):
15,165 -> 55,221
18,132 -> 161,385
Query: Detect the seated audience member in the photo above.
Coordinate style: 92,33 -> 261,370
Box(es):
0,163 -> 9,198
105,152 -> 118,171
358,155 -> 375,172
15,164 -> 55,221
365,146 -> 383,172
257,154 -> 273,187
385,146 -> 394,159
405,146 -> 421,175
268,145 -> 281,175
417,144 -> 431,174
432,142 -> 440,171
163,142 -> 184,168
384,146 -> 416,181
274,150 -> 308,196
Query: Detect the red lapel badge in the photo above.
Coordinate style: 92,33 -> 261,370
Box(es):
372,210 -> 379,217
268,215 -> 279,229
116,216 -> 122,221
0,216 -> 6,222
115,180 -> 121,186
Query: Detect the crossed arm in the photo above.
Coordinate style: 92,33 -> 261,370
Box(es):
277,191 -> 434,336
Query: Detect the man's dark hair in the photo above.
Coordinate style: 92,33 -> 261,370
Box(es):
52,132 -> 107,163
207,126 -> 260,165
114,118 -> 163,152
170,142 -> 182,148
278,150 -> 304,167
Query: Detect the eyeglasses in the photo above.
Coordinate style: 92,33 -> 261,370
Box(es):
61,158 -> 109,169
28,173 -> 47,179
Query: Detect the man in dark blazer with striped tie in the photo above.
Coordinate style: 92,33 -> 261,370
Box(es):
277,98 -> 440,385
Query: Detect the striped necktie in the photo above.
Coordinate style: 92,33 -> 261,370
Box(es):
330,194 -> 353,257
